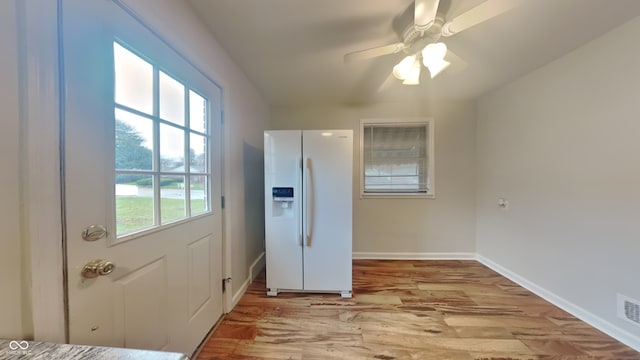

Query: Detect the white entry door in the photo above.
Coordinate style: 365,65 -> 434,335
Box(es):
62,0 -> 223,354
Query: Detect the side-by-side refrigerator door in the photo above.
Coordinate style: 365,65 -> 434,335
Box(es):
264,130 -> 303,294
302,130 -> 353,293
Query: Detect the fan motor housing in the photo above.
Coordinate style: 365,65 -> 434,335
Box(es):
401,16 -> 445,52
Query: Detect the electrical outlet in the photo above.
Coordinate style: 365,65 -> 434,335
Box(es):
497,197 -> 509,210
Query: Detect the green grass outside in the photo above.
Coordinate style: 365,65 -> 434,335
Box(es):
116,196 -> 207,236
120,180 -> 206,190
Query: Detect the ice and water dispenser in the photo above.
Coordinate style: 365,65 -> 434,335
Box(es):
271,187 -> 294,217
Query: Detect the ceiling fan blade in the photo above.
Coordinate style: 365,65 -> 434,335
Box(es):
344,42 -> 406,63
443,48 -> 467,75
414,0 -> 440,31
377,72 -> 397,93
441,0 -> 519,37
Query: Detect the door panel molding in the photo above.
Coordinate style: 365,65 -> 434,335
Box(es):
114,257 -> 169,351
187,236 -> 213,319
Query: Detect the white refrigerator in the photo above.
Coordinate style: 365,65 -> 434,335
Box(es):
264,130 -> 353,298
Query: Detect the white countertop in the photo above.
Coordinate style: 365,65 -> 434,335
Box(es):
0,340 -> 189,360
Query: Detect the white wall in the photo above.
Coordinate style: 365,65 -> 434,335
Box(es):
477,16 -> 640,347
0,0 -> 28,339
121,0 -> 270,297
272,101 -> 477,256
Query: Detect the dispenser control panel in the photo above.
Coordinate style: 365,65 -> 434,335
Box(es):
272,187 -> 294,201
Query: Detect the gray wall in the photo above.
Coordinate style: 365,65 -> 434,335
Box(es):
476,16 -> 640,342
272,101 -> 477,256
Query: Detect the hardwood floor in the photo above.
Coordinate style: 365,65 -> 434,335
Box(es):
195,260 -> 639,359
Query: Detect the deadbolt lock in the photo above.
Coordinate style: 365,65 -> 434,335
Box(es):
81,225 -> 108,242
81,259 -> 115,278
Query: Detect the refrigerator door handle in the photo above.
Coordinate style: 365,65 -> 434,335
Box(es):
297,156 -> 303,246
305,157 -> 313,246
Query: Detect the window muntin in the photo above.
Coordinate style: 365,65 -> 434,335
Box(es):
114,41 -> 212,237
360,119 -> 434,198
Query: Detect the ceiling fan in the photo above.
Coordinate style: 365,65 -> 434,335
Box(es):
344,0 -> 519,85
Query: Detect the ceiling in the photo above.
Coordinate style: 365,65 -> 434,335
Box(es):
188,0 -> 640,107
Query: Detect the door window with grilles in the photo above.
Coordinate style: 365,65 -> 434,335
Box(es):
114,41 -> 211,237
360,119 -> 434,198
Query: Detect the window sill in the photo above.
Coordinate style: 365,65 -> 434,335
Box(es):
359,193 -> 435,199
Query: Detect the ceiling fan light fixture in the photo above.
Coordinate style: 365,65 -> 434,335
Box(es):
392,55 -> 417,80
422,42 -> 450,78
402,62 -> 421,85
425,59 -> 450,78
344,0 -> 523,85
422,42 -> 447,63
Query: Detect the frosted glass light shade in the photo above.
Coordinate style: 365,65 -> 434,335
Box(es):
422,42 -> 447,62
426,59 -> 450,78
392,55 -> 417,80
402,61 -> 421,85
422,42 -> 450,78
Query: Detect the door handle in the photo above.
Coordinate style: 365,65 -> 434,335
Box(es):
305,157 -> 313,246
81,259 -> 116,278
297,156 -> 303,246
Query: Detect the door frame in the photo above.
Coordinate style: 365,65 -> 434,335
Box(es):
22,0 -> 233,343
19,0 -> 66,343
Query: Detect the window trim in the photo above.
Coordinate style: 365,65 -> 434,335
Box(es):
359,118 -> 435,199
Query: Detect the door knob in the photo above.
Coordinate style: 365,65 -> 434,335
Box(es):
81,259 -> 115,278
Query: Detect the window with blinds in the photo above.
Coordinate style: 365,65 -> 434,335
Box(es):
360,119 -> 434,197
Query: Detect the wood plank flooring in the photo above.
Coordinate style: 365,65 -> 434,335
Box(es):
195,260 -> 639,359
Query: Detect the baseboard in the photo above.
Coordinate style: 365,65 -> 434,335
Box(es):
230,252 -> 266,310
477,254 -> 640,352
352,252 -> 477,260
250,251 -> 266,282
230,277 -> 250,310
